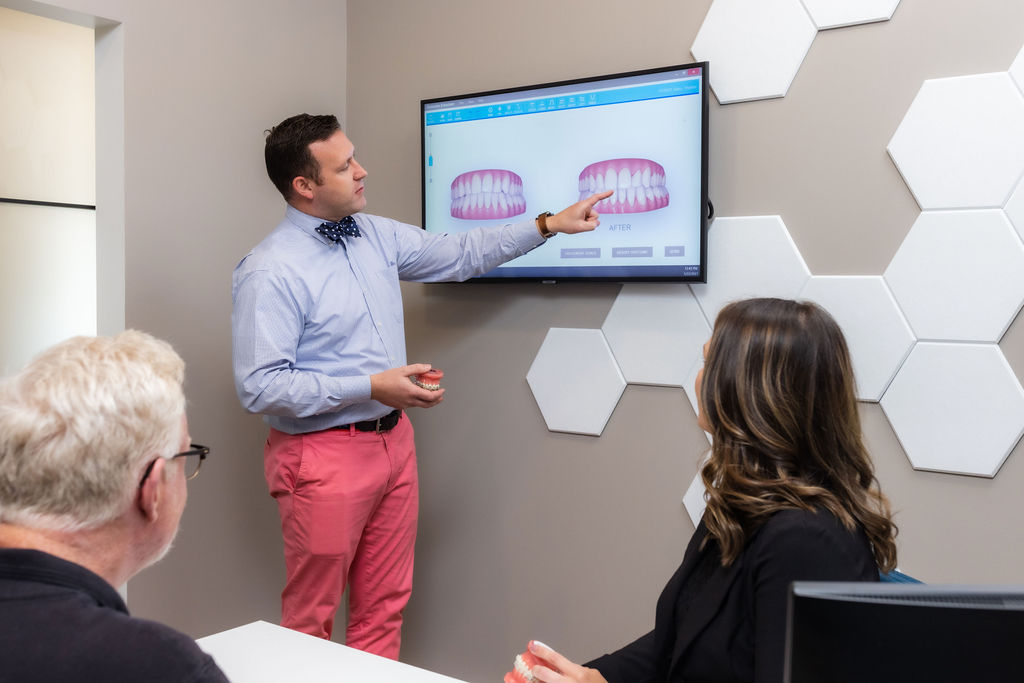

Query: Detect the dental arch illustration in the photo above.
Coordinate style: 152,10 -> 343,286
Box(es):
450,169 -> 527,220
578,158 -> 669,213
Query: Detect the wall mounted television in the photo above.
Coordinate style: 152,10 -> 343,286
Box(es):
421,62 -> 709,283
785,582 -> 1024,683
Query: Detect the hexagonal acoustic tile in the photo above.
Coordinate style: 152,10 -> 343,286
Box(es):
683,468 -> 708,528
880,342 -> 1024,477
799,276 -> 915,402
1010,44 -> 1024,94
690,216 -> 811,325
602,284 -> 711,387
526,328 -> 626,436
800,0 -> 900,29
1006,178 -> 1024,243
691,0 -> 817,104
888,72 -> 1024,210
683,355 -> 702,420
683,356 -> 713,445
884,210 -> 1024,343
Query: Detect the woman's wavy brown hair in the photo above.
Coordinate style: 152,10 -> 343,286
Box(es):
698,298 -> 897,571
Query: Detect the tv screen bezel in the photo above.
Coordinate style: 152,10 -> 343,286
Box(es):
420,61 -> 710,284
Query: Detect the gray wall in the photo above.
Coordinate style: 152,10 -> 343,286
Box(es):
346,1 -> 1024,681
3,1 -> 1023,683
1,0 -> 349,639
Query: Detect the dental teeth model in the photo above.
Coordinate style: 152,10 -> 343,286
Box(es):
411,368 -> 444,391
504,649 -> 546,683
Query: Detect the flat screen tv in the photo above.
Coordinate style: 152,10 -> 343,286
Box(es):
421,62 -> 709,283
785,582 -> 1024,683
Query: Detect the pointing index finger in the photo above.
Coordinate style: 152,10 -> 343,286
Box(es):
586,190 -> 614,206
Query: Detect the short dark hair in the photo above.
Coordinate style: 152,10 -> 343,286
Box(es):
264,114 -> 341,200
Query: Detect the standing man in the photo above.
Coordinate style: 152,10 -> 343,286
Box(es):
232,113 -> 610,658
0,331 -> 228,682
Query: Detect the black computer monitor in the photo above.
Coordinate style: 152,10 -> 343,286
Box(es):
785,582 -> 1024,683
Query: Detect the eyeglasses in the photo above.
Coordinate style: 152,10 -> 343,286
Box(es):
139,443 -> 210,487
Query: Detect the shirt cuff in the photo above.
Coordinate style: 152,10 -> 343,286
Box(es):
330,374 -> 373,407
511,218 -> 548,251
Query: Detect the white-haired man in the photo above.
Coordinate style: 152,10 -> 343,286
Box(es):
0,331 -> 228,682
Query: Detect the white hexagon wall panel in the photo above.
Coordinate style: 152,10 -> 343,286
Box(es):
884,210 -> 1024,342
691,0 -> 817,104
683,469 -> 708,528
683,356 -> 702,420
799,276 -> 915,402
1006,178 -> 1024,242
526,328 -> 626,436
800,0 -> 900,29
690,216 -> 811,324
1010,44 -> 1024,94
684,356 -> 713,445
881,343 -> 1024,477
602,284 -> 710,387
887,73 -> 1024,210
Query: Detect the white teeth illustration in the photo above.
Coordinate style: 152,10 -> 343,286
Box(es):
578,158 -> 669,213
450,169 -> 527,220
617,167 -> 631,189
604,168 -> 618,195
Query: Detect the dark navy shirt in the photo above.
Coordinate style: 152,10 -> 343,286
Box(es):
0,548 -> 228,683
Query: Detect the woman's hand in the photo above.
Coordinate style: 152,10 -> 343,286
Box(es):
527,640 -> 609,683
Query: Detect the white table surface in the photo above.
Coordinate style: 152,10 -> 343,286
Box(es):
197,620 -> 470,682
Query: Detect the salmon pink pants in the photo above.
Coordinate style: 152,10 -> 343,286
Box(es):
263,415 -> 417,659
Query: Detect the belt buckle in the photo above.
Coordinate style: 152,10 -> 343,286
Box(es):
374,416 -> 385,433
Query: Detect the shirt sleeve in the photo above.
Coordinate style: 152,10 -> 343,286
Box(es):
392,219 -> 545,282
748,512 -> 876,683
231,265 -> 371,418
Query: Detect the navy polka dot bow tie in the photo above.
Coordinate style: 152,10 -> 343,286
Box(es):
316,215 -> 361,241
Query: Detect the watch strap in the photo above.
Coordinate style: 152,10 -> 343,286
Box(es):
536,211 -> 555,238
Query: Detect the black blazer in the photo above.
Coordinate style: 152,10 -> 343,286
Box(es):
587,509 -> 878,683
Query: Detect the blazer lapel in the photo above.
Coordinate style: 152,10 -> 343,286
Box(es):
665,529 -> 746,679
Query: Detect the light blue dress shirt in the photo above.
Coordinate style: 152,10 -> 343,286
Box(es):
232,205 -> 545,434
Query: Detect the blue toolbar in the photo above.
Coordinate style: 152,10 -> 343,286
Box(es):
424,79 -> 700,126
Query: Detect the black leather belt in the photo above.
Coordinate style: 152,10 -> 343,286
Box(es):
334,409 -> 402,433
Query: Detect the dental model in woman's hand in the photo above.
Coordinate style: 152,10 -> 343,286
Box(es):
504,642 -> 557,683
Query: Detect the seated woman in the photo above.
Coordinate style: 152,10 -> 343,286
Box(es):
524,297 -> 897,683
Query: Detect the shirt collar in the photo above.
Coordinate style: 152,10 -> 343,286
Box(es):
285,205 -> 361,245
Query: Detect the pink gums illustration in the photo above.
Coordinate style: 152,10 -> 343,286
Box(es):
450,169 -> 527,220
577,158 -> 669,213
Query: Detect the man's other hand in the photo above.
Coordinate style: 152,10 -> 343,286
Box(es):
370,364 -> 445,409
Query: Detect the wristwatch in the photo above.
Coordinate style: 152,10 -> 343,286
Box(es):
536,211 -> 555,238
